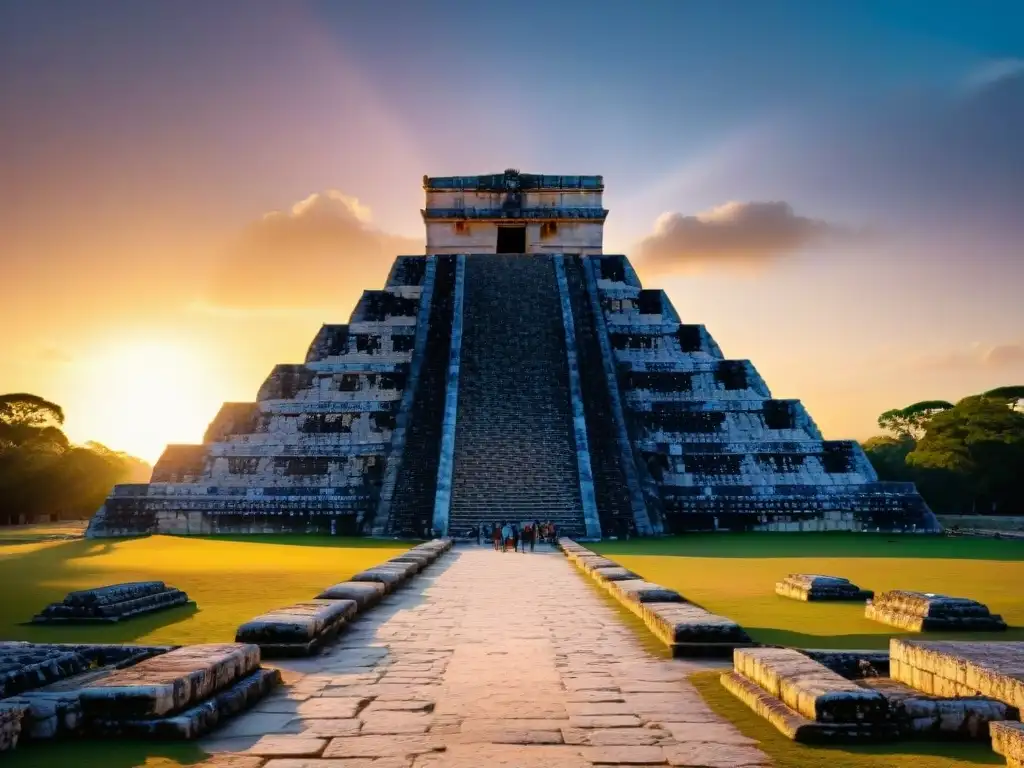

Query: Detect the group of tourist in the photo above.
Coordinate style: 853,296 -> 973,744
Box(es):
473,520 -> 559,551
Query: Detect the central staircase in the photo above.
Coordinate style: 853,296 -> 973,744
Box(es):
448,255 -> 586,536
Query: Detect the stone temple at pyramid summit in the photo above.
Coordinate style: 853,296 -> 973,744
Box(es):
88,170 -> 940,540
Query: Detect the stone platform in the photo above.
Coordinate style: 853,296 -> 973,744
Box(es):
200,545 -> 769,767
561,539 -> 754,657
74,643 -> 280,739
775,574 -> 873,602
32,581 -> 192,624
867,591 -> 1008,632
890,639 -> 1024,708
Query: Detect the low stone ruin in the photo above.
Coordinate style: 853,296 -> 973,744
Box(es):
992,721 -> 1024,767
559,538 -> 753,656
890,639 -> 1024,708
775,574 -> 873,601
32,581 -> 192,624
0,641 -> 279,750
722,644 -> 1017,744
722,639 -> 1024,763
866,590 -> 1007,632
234,538 -> 452,658
76,643 -> 279,739
723,647 -> 896,742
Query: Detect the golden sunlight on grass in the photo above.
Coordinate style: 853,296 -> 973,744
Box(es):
0,535 -> 410,646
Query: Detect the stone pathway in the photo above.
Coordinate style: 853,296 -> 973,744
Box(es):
202,545 -> 768,767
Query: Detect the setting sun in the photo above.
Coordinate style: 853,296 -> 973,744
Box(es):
66,337 -> 221,464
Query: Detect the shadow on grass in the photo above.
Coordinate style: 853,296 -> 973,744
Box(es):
21,602 -> 200,636
743,625 -> 1024,650
4,740 -> 209,768
594,532 -> 1024,561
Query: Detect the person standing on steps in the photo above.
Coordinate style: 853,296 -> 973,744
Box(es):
531,520 -> 539,551
519,523 -> 529,553
511,522 -> 520,553
501,521 -> 512,552
492,522 -> 501,551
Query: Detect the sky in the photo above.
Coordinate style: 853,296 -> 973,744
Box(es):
2,1 -> 1023,463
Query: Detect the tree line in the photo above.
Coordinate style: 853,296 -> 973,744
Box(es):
862,386 -> 1024,516
0,393 -> 151,526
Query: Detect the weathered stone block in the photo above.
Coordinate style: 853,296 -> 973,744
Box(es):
610,579 -> 683,605
88,667 -> 281,740
992,721 -> 1024,767
32,582 -> 192,624
642,602 -> 752,655
860,677 -> 1015,739
775,574 -> 873,602
590,566 -> 639,582
0,702 -> 28,753
733,647 -> 889,724
236,601 -> 355,657
867,592 -> 1007,631
890,639 -> 1024,711
351,567 -> 408,592
314,581 -> 386,609
78,644 -> 260,719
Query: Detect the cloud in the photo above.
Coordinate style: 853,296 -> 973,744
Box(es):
206,191 -> 422,309
914,342 -> 1024,372
962,58 -> 1024,93
635,200 -> 843,270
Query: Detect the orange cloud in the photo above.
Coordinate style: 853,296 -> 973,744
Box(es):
635,201 -> 841,271
206,190 -> 423,309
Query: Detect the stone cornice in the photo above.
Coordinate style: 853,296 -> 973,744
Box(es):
421,207 -> 608,221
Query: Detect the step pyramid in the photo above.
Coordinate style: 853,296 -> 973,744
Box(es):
88,170 -> 938,538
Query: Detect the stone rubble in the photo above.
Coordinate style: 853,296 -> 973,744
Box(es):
31,581 -> 192,624
992,720 -> 1024,767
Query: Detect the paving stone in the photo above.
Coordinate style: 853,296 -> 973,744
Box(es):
322,734 -> 444,758
663,743 -> 769,767
207,734 -> 328,757
202,549 -> 763,766
192,757 -> 265,768
288,718 -> 361,737
359,711 -> 432,734
296,697 -> 367,719
582,745 -> 668,764
570,715 -> 643,728
661,722 -> 758,745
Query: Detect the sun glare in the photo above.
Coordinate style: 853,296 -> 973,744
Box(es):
68,338 -> 220,464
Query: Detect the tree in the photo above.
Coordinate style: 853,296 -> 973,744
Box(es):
877,400 -> 954,440
907,394 -> 1024,514
861,434 -> 916,481
0,393 -> 151,525
0,393 -> 68,452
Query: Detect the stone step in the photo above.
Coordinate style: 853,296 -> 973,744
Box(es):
78,644 -> 261,720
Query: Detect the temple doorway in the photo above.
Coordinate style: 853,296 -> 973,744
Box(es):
496,225 -> 526,253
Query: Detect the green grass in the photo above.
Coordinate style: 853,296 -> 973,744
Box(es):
0,534 -> 415,767
0,534 -> 411,645
690,671 -> 1002,767
593,533 -> 1024,649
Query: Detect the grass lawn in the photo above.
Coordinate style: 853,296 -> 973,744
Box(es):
690,671 -> 1002,767
0,534 -> 414,767
0,520 -> 87,544
0,534 -> 411,646
593,533 -> 1024,649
